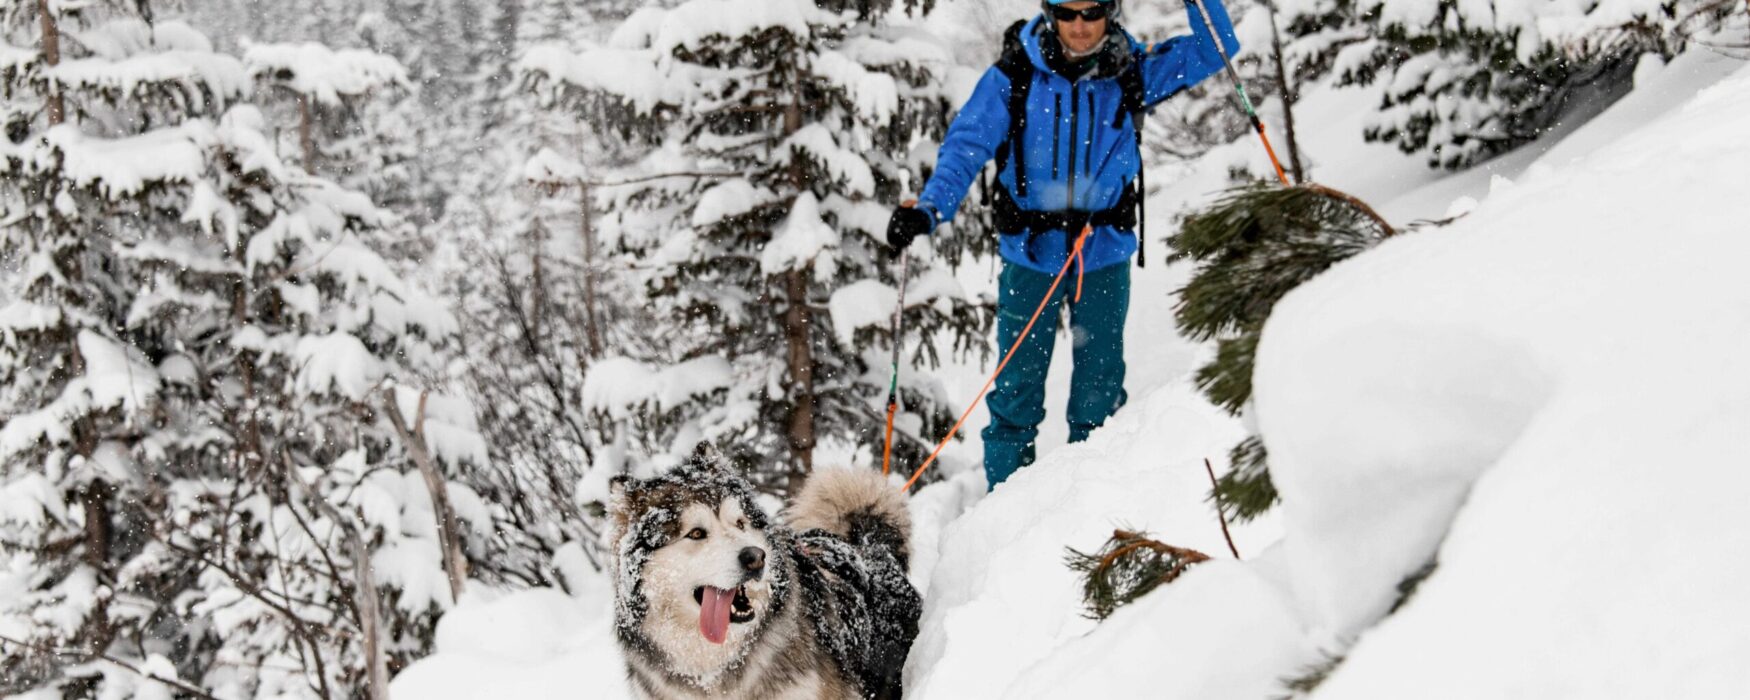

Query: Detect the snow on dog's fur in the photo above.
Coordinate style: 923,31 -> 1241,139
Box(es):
608,458 -> 919,699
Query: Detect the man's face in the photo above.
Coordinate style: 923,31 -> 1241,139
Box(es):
1054,1 -> 1110,56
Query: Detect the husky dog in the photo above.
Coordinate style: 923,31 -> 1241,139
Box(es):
608,458 -> 920,699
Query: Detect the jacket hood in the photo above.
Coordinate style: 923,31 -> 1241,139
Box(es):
1019,13 -> 1144,79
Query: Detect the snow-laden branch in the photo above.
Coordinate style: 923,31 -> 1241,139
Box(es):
243,41 -> 409,104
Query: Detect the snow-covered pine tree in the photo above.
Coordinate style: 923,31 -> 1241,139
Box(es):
2,5 -> 490,694
139,104 -> 472,698
242,41 -> 413,202
432,144 -> 658,576
521,0 -> 988,493
356,0 -> 518,228
1288,0 -> 1738,168
0,5 -> 249,693
392,0 -> 659,576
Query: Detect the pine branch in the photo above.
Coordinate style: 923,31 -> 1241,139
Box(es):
1217,436 -> 1280,522
0,633 -> 223,700
1066,530 -> 1212,620
1172,183 -> 1391,522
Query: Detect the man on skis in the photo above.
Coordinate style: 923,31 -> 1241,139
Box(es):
886,0 -> 1240,489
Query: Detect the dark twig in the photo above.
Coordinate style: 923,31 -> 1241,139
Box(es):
0,633 -> 224,700
1205,458 -> 1243,559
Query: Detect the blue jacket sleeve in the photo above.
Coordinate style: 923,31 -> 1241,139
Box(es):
916,67 -> 1013,231
1141,0 -> 1241,106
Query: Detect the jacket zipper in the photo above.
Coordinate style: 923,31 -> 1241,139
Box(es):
1067,81 -> 1080,210
1084,89 -> 1095,176
1052,93 -> 1062,181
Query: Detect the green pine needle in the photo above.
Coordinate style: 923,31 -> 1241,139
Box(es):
1171,183 -> 1393,341
1214,436 -> 1279,523
1172,183 -> 1393,522
1066,530 -> 1212,620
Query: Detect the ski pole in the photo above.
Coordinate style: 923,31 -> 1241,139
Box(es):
881,234 -> 912,477
1186,0 -> 1292,186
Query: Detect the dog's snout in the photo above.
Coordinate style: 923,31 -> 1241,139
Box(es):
739,547 -> 766,575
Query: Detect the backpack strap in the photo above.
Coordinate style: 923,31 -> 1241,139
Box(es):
993,20 -> 1035,199
1116,49 -> 1149,267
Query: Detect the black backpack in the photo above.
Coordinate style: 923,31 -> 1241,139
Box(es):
986,19 -> 1155,267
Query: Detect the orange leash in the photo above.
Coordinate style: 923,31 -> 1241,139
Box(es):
1075,247 -> 1086,303
901,226 -> 1092,492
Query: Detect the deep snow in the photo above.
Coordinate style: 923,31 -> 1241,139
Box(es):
391,42 -> 1750,700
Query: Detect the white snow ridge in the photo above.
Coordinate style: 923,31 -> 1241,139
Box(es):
910,57 -> 1750,700
389,51 -> 1750,700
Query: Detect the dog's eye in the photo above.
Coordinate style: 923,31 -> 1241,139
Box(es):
736,519 -> 747,530
685,528 -> 707,540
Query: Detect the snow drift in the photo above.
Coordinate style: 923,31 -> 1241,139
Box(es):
907,54 -> 1750,699
393,49 -> 1750,700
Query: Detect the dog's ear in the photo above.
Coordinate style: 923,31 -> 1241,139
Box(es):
689,441 -> 723,466
608,475 -> 634,518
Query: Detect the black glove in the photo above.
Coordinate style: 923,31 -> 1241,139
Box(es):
886,206 -> 932,257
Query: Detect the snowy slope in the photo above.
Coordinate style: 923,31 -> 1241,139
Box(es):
907,50 -> 1750,699
392,42 -> 1748,700
1271,56 -> 1750,698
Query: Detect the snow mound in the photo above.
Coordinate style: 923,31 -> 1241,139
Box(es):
391,580 -> 628,700
904,382 -> 1269,697
909,51 -> 1750,700
1253,59 -> 1750,698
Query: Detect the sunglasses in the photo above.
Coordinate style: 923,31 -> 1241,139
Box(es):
1045,3 -> 1111,22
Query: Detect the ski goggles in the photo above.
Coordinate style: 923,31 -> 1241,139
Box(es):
1045,2 -> 1113,23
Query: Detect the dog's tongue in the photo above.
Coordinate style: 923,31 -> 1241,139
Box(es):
699,586 -> 734,645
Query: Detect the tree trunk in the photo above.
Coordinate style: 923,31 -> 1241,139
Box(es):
349,525 -> 390,700
234,248 -> 263,472
77,481 -> 113,654
1266,1 -> 1306,184
530,220 -> 546,346
782,72 -> 814,493
783,268 -> 816,494
51,0 -> 100,646
298,94 -> 317,173
37,0 -> 63,126
580,181 -> 603,359
381,388 -> 469,601
68,342 -> 113,655
295,472 -> 390,700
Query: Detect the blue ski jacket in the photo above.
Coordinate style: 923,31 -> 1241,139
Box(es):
916,4 -> 1240,274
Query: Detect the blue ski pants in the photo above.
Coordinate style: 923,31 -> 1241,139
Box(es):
981,259 -> 1130,489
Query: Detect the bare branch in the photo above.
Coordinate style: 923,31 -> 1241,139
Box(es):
0,633 -> 224,700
